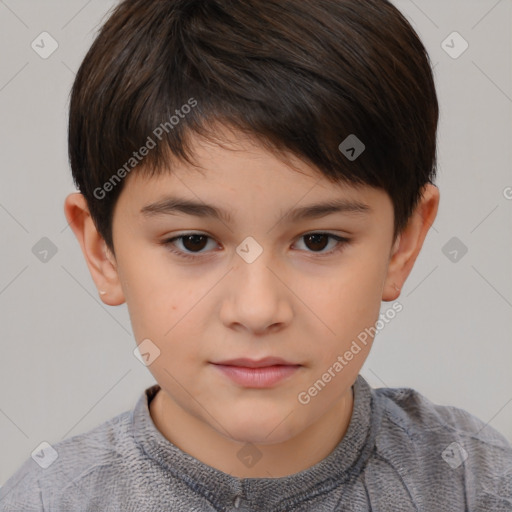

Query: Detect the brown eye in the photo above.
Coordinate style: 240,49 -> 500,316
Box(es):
180,234 -> 209,252
294,232 -> 350,256
162,231 -> 350,261
162,233 -> 218,260
303,234 -> 330,252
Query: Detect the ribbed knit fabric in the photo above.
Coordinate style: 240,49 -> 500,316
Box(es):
1,374 -> 511,511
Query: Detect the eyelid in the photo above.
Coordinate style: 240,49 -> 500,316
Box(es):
162,232 -> 220,261
161,231 -> 351,260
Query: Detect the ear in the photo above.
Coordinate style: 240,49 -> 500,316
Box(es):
382,183 -> 440,302
63,193 -> 125,306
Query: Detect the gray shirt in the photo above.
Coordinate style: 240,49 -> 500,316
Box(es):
1,374 -> 511,511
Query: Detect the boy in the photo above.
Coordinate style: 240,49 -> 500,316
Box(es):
2,0 -> 511,510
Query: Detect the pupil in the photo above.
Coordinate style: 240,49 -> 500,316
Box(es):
183,235 -> 207,252
306,234 -> 328,251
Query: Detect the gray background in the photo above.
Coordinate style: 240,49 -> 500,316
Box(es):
0,0 -> 511,485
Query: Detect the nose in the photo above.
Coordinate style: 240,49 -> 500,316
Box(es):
219,249 -> 293,335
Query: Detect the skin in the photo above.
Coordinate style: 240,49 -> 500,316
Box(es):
64,125 -> 439,478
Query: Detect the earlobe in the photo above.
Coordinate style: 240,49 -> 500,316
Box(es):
63,193 -> 126,306
382,184 -> 440,302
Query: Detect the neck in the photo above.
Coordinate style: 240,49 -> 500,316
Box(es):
150,385 -> 354,478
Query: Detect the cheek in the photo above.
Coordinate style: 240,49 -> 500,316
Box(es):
122,269 -> 209,364
308,256 -> 386,355
117,249 -> 183,341
129,294 -> 184,345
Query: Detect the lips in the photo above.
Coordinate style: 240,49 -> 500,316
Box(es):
211,356 -> 298,368
210,357 -> 301,388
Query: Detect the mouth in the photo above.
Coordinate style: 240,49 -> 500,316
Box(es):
212,356 -> 299,368
210,357 -> 302,388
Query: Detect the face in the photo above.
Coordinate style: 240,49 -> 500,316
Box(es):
109,128 -> 397,445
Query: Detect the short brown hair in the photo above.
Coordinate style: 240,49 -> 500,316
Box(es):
68,0 -> 439,255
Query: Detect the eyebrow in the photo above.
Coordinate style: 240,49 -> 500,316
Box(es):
140,196 -> 371,224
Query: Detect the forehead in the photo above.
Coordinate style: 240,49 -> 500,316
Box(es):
124,127 -> 357,194
115,126 -> 390,225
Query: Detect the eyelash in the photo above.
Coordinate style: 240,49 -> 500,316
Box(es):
161,232 -> 350,261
